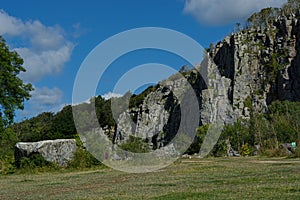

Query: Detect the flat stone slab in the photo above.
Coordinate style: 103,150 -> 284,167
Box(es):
15,139 -> 77,167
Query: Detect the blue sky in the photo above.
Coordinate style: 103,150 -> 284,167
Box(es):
0,0 -> 287,120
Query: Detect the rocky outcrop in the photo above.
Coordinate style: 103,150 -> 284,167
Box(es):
201,12 -> 300,125
112,11 -> 300,153
113,72 -> 202,151
200,56 -> 235,125
15,139 -> 77,167
115,89 -> 171,149
115,78 -> 185,149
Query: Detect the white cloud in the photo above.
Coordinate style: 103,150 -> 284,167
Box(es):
71,98 -> 91,106
72,23 -> 88,39
183,0 -> 287,25
16,102 -> 66,121
0,10 -> 24,35
15,86 -> 65,120
102,92 -> 123,100
30,86 -> 63,106
0,10 -> 74,82
15,44 -> 73,82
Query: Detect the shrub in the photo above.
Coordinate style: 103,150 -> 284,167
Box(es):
67,148 -> 101,169
119,136 -> 149,153
293,148 -> 300,158
21,153 -> 52,168
186,124 -> 209,155
243,96 -> 252,109
0,156 -> 16,174
261,148 -> 290,157
129,85 -> 156,108
212,139 -> 228,157
221,119 -> 252,152
241,143 -> 251,156
0,128 -> 19,157
17,153 -> 59,173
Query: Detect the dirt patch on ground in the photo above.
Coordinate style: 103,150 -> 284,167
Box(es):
252,160 -> 300,164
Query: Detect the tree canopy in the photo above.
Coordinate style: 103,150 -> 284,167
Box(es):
0,36 -> 33,129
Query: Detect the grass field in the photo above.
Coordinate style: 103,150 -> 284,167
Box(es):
0,157 -> 300,199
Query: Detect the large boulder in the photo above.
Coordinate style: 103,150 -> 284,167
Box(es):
15,139 -> 77,167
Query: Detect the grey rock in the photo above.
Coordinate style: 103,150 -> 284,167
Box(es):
226,139 -> 240,157
112,11 -> 300,154
280,143 -> 294,155
114,78 -> 190,151
15,139 -> 77,167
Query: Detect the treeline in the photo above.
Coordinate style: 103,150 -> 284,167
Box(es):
0,86 -> 161,173
237,0 -> 300,31
221,100 -> 300,157
1,95 -> 116,148
187,100 -> 300,157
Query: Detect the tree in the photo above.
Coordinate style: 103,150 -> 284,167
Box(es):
186,124 -> 209,154
52,105 -> 76,137
282,0 -> 300,15
0,36 -> 33,129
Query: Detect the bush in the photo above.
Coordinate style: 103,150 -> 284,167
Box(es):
119,136 -> 149,153
215,101 -> 300,157
20,153 -> 55,168
241,143 -> 251,156
0,156 -> 16,174
186,125 -> 209,155
67,148 -> 101,169
212,139 -> 228,157
261,148 -> 290,157
221,119 -> 252,152
0,128 -> 19,157
293,148 -> 300,158
16,153 -> 60,173
129,85 -> 156,108
0,128 -> 19,174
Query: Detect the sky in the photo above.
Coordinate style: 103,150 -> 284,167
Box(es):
0,0 -> 287,121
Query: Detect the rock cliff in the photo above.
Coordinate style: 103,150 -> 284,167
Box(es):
112,11 -> 300,152
202,11 -> 300,124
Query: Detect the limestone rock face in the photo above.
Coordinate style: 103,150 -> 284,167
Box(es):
201,12 -> 300,125
114,73 -> 203,149
115,80 -> 182,149
113,12 -> 300,152
201,57 -> 235,125
15,139 -> 77,167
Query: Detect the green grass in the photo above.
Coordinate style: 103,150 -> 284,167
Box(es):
1,157 -> 300,199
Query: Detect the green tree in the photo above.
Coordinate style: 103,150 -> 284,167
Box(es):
0,36 -> 33,129
186,124 -> 209,154
52,105 -> 76,138
222,119 -> 252,151
16,112 -> 55,142
282,0 -> 300,15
